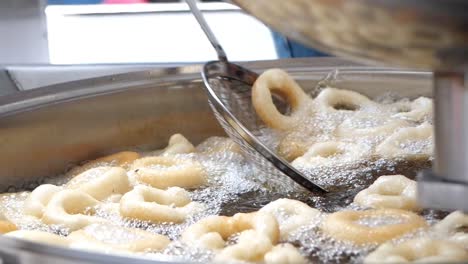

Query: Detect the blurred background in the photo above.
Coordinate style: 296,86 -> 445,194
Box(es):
0,0 -> 329,65
1,0 -> 275,65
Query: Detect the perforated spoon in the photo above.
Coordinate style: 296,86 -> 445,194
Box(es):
185,0 -> 327,194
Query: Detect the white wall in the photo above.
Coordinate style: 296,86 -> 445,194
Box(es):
46,3 -> 277,64
0,0 -> 49,64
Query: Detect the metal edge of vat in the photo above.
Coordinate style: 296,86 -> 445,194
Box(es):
0,58 -> 356,112
0,65 -> 202,118
0,235 -> 181,264
0,58 -> 433,264
0,57 -> 422,117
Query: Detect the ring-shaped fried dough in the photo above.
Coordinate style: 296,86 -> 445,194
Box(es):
131,156 -> 206,189
0,220 -> 17,234
181,215 -> 232,249
67,151 -> 140,176
41,190 -> 104,231
68,223 -> 170,253
292,141 -> 369,167
66,167 -> 131,201
162,134 -> 196,155
278,144 -> 307,162
433,211 -> 468,247
24,184 -> 63,218
314,87 -> 376,111
231,211 -> 280,244
119,185 -> 204,223
214,229 -> 274,263
181,211 -> 279,250
252,68 -> 310,130
376,122 -> 433,159
321,209 -> 428,245
264,243 -> 307,264
354,175 -> 419,211
5,230 -> 69,247
277,135 -> 312,162
364,238 -> 468,263
260,198 -> 319,239
451,233 -> 468,248
393,97 -> 433,122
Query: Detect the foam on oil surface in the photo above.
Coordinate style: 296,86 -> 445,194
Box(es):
356,215 -> 405,227
0,192 -> 69,235
0,134 -> 442,263
82,224 -> 147,244
256,91 -> 433,196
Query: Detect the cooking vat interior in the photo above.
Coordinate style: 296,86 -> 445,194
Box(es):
0,67 -> 437,263
0,68 -> 432,193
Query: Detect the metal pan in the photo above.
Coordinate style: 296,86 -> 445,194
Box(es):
0,58 -> 431,264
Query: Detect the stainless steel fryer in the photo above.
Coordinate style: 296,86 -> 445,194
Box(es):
0,58 -> 432,263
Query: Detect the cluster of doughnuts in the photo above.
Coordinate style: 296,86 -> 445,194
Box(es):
0,139 -> 315,262
180,174 -> 467,263
1,143 -> 467,263
1,66 -> 466,263
181,199 -> 311,263
321,175 -> 427,246
252,69 -> 433,165
1,151 -> 318,263
289,173 -> 467,263
0,134 -> 218,253
2,135 -> 321,262
352,175 -> 468,263
249,69 -> 468,262
363,209 -> 468,263
19,135 -> 208,232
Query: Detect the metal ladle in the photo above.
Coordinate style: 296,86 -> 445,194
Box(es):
185,0 -> 327,194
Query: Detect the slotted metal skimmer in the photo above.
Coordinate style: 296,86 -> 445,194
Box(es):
186,0 -> 326,194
